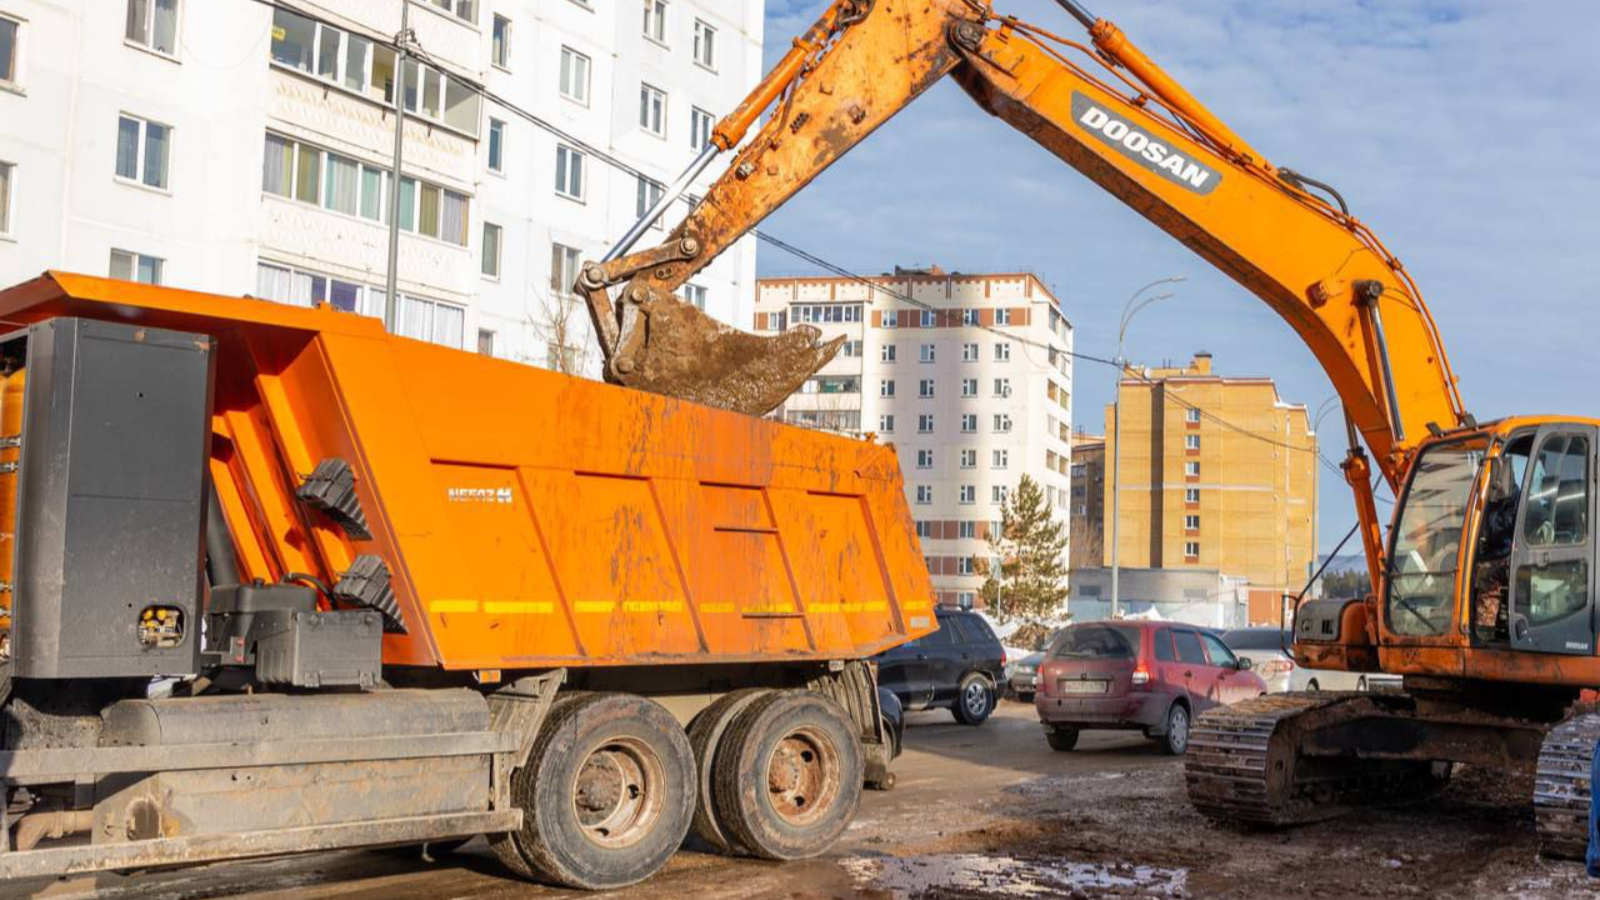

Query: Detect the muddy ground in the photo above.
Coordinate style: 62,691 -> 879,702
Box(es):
5,702 -> 1594,899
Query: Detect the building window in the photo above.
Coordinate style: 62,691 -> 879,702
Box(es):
268,9 -> 479,135
0,161 -> 11,235
1184,541 -> 1200,558
397,176 -> 468,245
487,118 -> 505,173
639,83 -> 667,136
555,145 -> 585,200
957,557 -> 974,575
959,485 -> 975,505
918,379 -> 935,399
0,15 -> 18,85
993,377 -> 1011,397
994,342 -> 1011,362
430,0 -> 477,24
547,342 -> 579,372
880,380 -> 895,398
959,521 -> 976,539
993,413 -> 1012,433
840,339 -> 861,357
881,344 -> 896,363
636,175 -> 664,228
1185,461 -> 1200,477
262,135 -> 447,233
992,485 -> 1009,504
918,414 -> 934,434
477,329 -> 495,356
256,262 -> 373,314
109,249 -> 163,285
681,284 -> 707,310
115,114 -> 170,190
492,14 -> 511,68
643,0 -> 668,43
916,449 -> 934,469
920,309 -> 935,327
1185,487 -> 1200,503
693,18 -> 717,69
960,414 -> 977,433
961,308 -> 978,326
481,222 -> 502,278
992,449 -> 1008,469
551,243 -> 582,296
690,106 -> 714,151
559,47 -> 590,104
915,520 -> 932,539
1185,434 -> 1200,450
879,414 -> 895,433
125,0 -> 178,57
1184,514 -> 1200,531
399,294 -> 466,348
1186,407 -> 1202,424
960,449 -> 976,469
920,343 -> 935,363
961,342 -> 978,362
915,485 -> 932,505
961,378 -> 977,398
882,310 -> 898,329
995,308 -> 1012,326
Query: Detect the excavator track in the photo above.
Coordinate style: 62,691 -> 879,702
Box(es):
1186,692 -> 1451,826
1533,712 -> 1600,860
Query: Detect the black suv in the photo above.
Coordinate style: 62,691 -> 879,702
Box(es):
875,608 -> 1006,726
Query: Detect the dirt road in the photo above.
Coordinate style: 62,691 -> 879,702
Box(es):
5,702 -> 1593,899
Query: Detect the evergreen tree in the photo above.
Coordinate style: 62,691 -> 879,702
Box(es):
979,474 -> 1070,627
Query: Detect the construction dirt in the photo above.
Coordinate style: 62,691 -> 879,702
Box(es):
8,703 -> 1595,900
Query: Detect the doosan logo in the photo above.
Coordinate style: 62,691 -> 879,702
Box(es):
1070,93 -> 1221,195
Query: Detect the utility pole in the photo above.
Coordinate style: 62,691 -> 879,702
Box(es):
384,0 -> 412,334
1110,276 -> 1184,620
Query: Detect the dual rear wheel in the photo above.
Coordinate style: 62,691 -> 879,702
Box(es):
493,688 -> 863,890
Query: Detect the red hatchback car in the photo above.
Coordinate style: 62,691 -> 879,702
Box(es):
1034,620 -> 1267,755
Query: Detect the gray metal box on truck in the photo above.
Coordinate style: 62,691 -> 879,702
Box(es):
9,317 -> 212,679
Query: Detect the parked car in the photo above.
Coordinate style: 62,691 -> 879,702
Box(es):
876,608 -> 1006,726
1220,627 -> 1297,693
1220,626 -> 1401,693
1009,650 -> 1045,702
1035,620 -> 1267,754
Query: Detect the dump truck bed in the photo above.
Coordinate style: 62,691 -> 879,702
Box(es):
0,273 -> 937,670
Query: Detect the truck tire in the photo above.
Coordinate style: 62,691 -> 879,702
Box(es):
492,692 -> 695,890
951,673 -> 995,726
685,687 -> 769,855
712,690 -> 863,860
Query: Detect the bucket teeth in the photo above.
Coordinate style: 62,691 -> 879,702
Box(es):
608,291 -> 843,417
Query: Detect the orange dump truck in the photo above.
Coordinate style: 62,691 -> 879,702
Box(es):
0,273 -> 935,889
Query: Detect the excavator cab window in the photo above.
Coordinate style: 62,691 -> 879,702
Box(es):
1502,426 -> 1597,654
1386,437 -> 1489,637
1472,433 -> 1533,644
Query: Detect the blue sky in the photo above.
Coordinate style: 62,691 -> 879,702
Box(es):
751,0 -> 1600,554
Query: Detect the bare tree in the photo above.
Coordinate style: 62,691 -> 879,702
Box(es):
1069,515 -> 1104,573
530,286 -> 593,376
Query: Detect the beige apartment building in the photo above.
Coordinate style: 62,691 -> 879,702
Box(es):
755,265 -> 1075,608
1103,353 -> 1316,622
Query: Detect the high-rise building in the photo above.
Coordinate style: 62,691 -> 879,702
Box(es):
1068,432 -> 1105,571
0,0 -> 764,370
1102,353 -> 1317,621
755,265 -> 1075,608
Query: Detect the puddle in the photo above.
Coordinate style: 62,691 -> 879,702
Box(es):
842,853 -> 1188,898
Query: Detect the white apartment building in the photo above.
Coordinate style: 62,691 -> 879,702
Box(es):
755,266 -> 1075,608
0,0 -> 763,370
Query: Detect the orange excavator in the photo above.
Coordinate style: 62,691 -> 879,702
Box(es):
583,0 -> 1600,855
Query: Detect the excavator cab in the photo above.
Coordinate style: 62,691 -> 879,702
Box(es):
1378,417 -> 1600,658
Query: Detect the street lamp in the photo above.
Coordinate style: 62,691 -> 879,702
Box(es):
1109,276 -> 1185,620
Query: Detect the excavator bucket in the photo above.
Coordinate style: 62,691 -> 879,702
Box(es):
585,279 -> 843,417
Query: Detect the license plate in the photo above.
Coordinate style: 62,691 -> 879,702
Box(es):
1058,680 -> 1107,694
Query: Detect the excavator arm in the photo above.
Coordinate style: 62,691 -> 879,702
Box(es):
582,0 -> 1470,585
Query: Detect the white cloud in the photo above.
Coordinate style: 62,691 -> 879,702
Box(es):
751,0 -> 1600,553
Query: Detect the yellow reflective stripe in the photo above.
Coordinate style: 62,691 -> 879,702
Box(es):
574,601 -> 616,614
809,601 -> 887,615
622,600 -> 684,614
741,603 -> 796,615
431,600 -> 479,614
700,602 -> 736,614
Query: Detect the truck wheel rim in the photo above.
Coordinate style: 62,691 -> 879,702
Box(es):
573,737 -> 665,849
766,726 -> 841,827
964,682 -> 987,716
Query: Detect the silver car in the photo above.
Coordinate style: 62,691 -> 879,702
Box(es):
1008,650 -> 1044,701
1220,627 -> 1400,693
